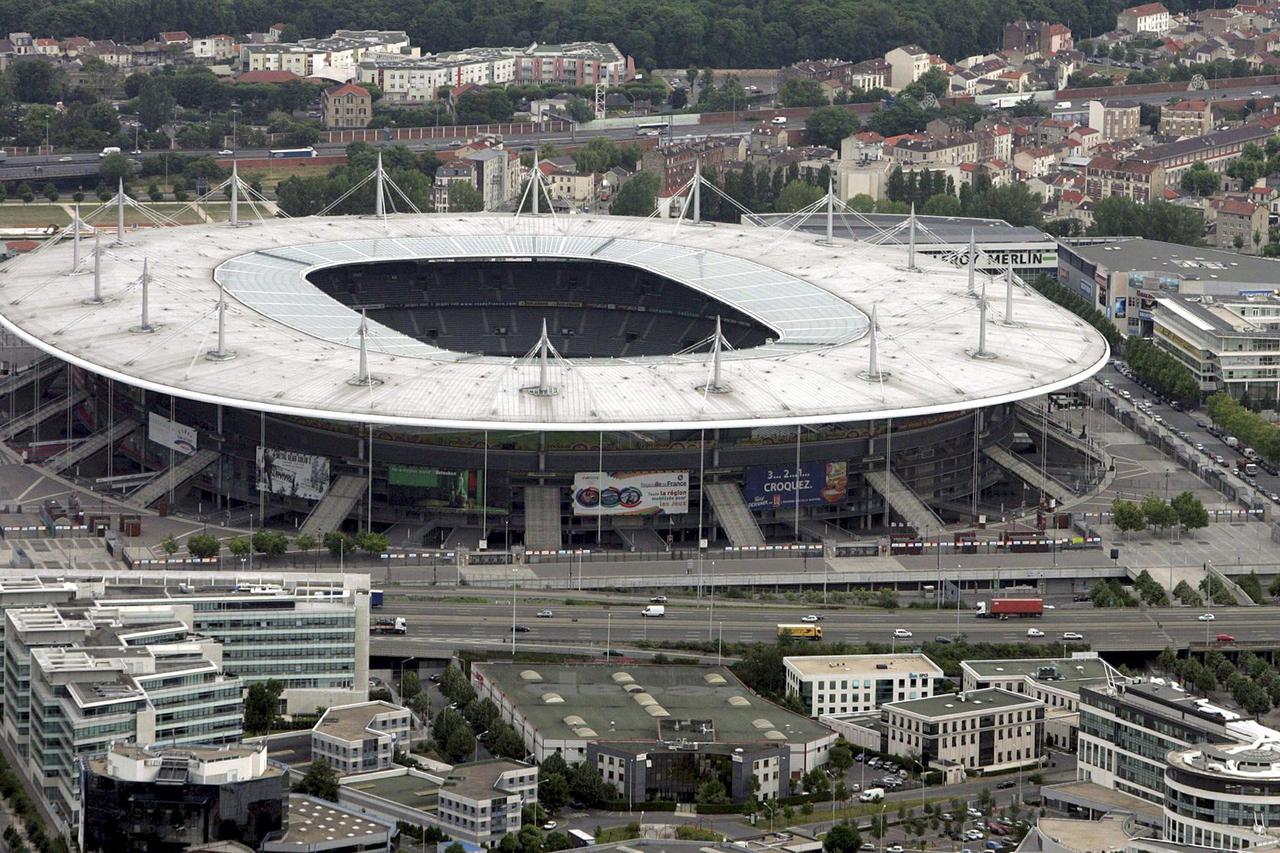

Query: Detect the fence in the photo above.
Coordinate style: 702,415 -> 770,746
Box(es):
251,120 -> 573,148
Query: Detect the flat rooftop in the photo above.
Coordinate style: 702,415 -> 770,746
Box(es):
785,653 -> 942,679
439,759 -> 531,800
964,655 -> 1119,695
314,701 -> 405,742
1063,237 -> 1280,283
886,687 -> 1039,718
475,662 -> 831,746
342,770 -> 441,812
753,213 -> 1054,246
1035,816 -> 1134,852
1042,780 -> 1164,825
276,795 -> 391,846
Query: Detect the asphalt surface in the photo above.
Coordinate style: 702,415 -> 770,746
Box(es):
372,594 -> 1275,654
1096,361 -> 1279,499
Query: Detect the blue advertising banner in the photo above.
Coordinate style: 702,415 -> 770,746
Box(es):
744,461 -> 848,511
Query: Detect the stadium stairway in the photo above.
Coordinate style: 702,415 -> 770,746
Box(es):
0,358 -> 58,397
129,448 -> 219,509
43,418 -> 139,474
612,516 -> 668,552
523,485 -> 562,551
982,445 -> 1072,504
704,481 -> 765,546
298,475 -> 366,539
863,469 -> 945,535
0,390 -> 88,442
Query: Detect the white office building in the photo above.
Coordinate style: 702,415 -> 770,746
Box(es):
313,701 -> 412,776
784,653 -> 942,717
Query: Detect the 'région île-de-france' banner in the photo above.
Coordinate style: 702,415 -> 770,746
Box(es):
147,412 -> 197,456
744,461 -> 849,511
571,470 -> 689,516
255,447 -> 331,501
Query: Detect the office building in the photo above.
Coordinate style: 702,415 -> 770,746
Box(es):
1153,293 -> 1280,402
470,662 -> 835,801
80,743 -> 285,853
961,654 -> 1125,750
1163,737 -> 1280,850
880,688 -> 1045,774
784,653 -> 943,717
1076,680 -> 1265,805
312,701 -> 412,776
262,795 -> 394,853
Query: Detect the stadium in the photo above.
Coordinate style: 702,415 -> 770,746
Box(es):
0,211 -> 1107,552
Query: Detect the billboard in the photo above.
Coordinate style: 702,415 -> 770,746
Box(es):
387,464 -> 502,510
744,461 -> 849,511
256,447 -> 331,501
147,412 -> 197,456
571,470 -> 689,516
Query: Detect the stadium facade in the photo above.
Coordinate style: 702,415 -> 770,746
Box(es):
0,214 -> 1107,551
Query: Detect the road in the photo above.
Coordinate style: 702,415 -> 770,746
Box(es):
372,595 -> 1274,655
1096,361 -> 1280,500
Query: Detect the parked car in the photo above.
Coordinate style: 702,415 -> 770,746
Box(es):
935,635 -> 953,644
542,821 -> 558,831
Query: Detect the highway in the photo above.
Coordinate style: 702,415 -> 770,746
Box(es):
371,593 -> 1276,655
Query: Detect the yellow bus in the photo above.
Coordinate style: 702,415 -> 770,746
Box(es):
778,623 -> 823,640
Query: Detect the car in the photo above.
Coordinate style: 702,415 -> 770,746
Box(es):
1026,628 -> 1045,638
130,149 -> 142,155
962,849 -> 974,853
1217,633 -> 1236,642
513,624 -> 531,632
57,155 -> 73,162
897,768 -> 909,777
855,753 -> 865,762
1043,603 -> 1055,609
1198,613 -> 1215,622
801,614 -> 823,622
650,595 -> 668,603
997,780 -> 1017,790
1252,90 -> 1265,95
542,821 -> 557,831
218,149 -> 234,155
893,628 -> 913,638
449,139 -> 463,147
860,845 -> 877,851
1063,631 -> 1084,640
935,635 -> 953,643
968,809 -> 984,818
1216,455 -> 1227,466
886,846 -> 904,852
942,813 -> 955,821
537,609 -> 553,617
1271,493 -> 1279,503
368,678 -> 377,688
966,831 -> 985,840
602,648 -> 624,657
1195,443 -> 1205,451
429,673 -> 441,683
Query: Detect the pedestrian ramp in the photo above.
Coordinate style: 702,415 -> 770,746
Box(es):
129,449 -> 219,508
864,468 -> 944,534
0,391 -> 88,442
298,474 -> 366,538
704,481 -> 765,546
43,418 -> 138,473
983,445 -> 1072,503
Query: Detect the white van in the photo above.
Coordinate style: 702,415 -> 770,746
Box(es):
641,605 -> 665,617
99,146 -> 121,158
771,116 -> 788,125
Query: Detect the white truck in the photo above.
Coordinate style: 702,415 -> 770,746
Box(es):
641,604 -> 665,617
371,617 -> 408,634
1243,447 -> 1258,460
1226,436 -> 1240,449
859,787 -> 885,803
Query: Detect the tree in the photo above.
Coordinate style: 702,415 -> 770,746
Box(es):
356,531 -> 390,554
401,671 -> 422,702
1112,498 -> 1146,537
1181,163 -> 1219,197
244,679 -> 283,733
1170,491 -> 1209,533
324,530 -> 356,558
611,171 -> 660,217
137,76 -> 176,131
829,743 -> 854,773
1140,494 -> 1179,534
447,181 -> 485,212
775,179 -> 824,212
295,758 -> 340,802
779,79 -> 829,107
227,536 -> 251,559
445,721 -> 476,761
805,106 -> 860,149
98,153 -> 132,185
8,60 -> 62,103
252,529 -> 289,558
160,534 -> 179,556
922,193 -> 961,216
964,183 -> 1042,226
186,533 -> 220,559
1089,197 -> 1203,246
41,182 -> 58,202
294,533 -> 316,552
491,723 -> 526,760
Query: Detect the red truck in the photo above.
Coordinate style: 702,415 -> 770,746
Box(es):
976,598 -> 1044,618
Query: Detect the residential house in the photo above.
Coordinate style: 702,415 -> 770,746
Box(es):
539,160 -> 595,204
849,60 -> 889,91
432,162 -> 477,212
322,82 -> 372,129
1118,2 -> 1173,34
464,148 -> 515,210
1002,21 -> 1074,60
191,35 -> 238,62
1013,146 -> 1059,178
158,31 -> 192,48
1209,197 -> 1269,252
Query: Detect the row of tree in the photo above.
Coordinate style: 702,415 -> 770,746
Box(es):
1206,391 -> 1280,463
1110,492 -> 1209,539
1124,337 -> 1201,406
1158,646 -> 1280,717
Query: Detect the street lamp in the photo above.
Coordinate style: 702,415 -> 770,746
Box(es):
511,567 -> 518,651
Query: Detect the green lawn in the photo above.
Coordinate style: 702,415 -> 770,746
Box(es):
80,202 -> 235,226
0,204 -> 71,227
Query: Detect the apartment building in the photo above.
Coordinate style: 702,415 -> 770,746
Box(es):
1084,155 -> 1167,203
1002,21 -> 1074,59
640,138 -> 745,192
1087,99 -> 1141,141
240,30 -> 410,76
508,42 -> 633,85
191,34 -> 237,61
1160,99 -> 1212,138
784,654 -> 942,717
1209,198 -> 1269,254
358,51 -> 516,104
885,44 -> 931,91
1129,120 -> 1280,181
1118,2 -> 1173,34
880,688 -> 1045,774
312,701 -> 412,775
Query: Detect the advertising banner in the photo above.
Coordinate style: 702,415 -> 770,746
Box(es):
147,412 -> 197,456
571,470 -> 689,516
744,461 -> 849,511
387,464 -> 499,510
255,447 -> 331,501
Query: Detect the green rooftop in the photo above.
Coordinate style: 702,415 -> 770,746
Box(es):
343,772 -> 441,812
886,688 -> 1041,718
963,656 -> 1119,695
473,662 -> 831,747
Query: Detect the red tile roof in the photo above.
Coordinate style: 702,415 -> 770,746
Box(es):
324,83 -> 370,98
237,70 -> 303,84
1125,3 -> 1170,16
